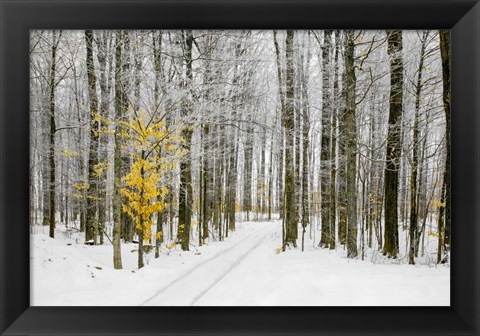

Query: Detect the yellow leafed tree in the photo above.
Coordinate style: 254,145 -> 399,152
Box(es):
121,110 -> 185,268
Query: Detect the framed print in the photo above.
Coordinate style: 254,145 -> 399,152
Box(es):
1,0 -> 479,335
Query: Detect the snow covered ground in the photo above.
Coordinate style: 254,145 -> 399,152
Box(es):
31,220 -> 449,306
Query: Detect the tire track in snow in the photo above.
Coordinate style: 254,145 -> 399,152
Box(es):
189,228 -> 273,305
140,222 -> 275,306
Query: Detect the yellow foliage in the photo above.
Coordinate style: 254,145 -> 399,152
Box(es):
91,111 -> 101,125
87,195 -> 102,201
177,223 -> 185,234
121,109 -> 185,243
91,112 -> 111,125
62,149 -> 79,157
155,231 -> 163,240
235,202 -> 242,212
93,162 -> 110,177
73,183 -> 89,191
98,129 -> 115,136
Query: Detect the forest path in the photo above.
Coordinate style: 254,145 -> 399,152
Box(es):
141,220 -> 278,306
32,219 -> 450,306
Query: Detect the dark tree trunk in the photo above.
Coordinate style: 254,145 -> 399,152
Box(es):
337,72 -> 348,246
202,124 -> 212,241
320,30 -> 332,248
112,30 -> 125,269
95,31 -> 112,246
153,31 -> 164,258
85,29 -> 99,244
48,30 -> 60,239
213,124 -> 225,241
329,30 -> 340,250
120,32 -> 134,243
226,98 -> 238,231
243,126 -> 253,220
300,38 -> 311,252
155,207 -> 164,258
409,31 -> 428,265
437,172 -> 447,263
268,128 -> 275,221
283,29 -> 297,249
344,30 -> 358,258
227,137 -> 238,231
294,56 -> 301,239
138,161 -> 146,269
439,30 -> 451,253
42,152 -> 51,228
177,30 -> 194,251
383,30 -> 403,258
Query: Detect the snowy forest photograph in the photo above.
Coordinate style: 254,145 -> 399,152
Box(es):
29,29 -> 451,306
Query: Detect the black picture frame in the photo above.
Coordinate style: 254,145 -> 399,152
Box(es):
1,0 -> 479,335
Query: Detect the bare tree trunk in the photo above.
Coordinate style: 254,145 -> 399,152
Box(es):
409,31 -> 428,265
122,33 -> 134,243
283,29 -> 297,248
138,160 -> 146,269
255,125 -> 265,217
202,123 -> 211,241
344,30 -> 358,258
213,124 -> 225,241
273,31 -> 285,221
112,30 -> 124,269
226,101 -> 238,231
243,125 -> 253,221
177,30 -> 194,251
437,170 -> 446,263
320,30 -> 332,248
294,54 -> 301,239
42,149 -> 51,228
85,29 -> 99,244
268,128 -> 275,221
227,135 -> 238,231
300,41 -> 310,252
153,31 -> 164,257
338,69 -> 348,246
329,30 -> 340,250
439,30 -> 451,255
95,31 -> 112,246
48,30 -> 60,239
383,30 -> 403,258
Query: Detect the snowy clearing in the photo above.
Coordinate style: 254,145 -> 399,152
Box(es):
31,220 -> 449,306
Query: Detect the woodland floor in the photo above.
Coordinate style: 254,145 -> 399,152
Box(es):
31,219 -> 450,306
